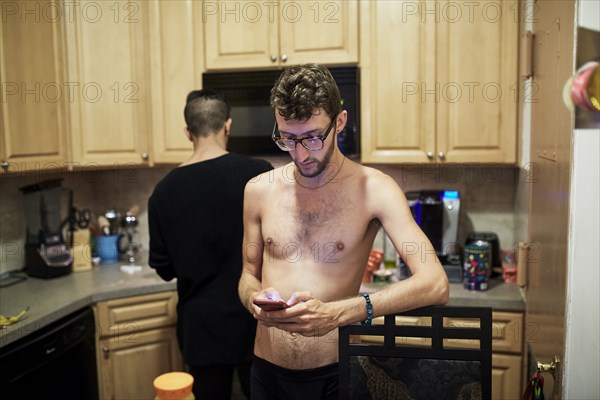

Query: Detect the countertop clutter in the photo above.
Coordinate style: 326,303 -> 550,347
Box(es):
1,258 -> 524,349
0,262 -> 175,348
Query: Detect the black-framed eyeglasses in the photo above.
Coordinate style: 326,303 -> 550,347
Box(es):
271,117 -> 337,152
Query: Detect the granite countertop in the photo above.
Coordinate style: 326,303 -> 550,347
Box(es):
1,264 -> 524,349
361,276 -> 525,312
0,262 -> 175,348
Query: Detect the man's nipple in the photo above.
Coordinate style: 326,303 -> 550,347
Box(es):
336,241 -> 345,251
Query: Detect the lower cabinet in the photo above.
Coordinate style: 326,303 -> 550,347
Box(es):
492,353 -> 523,400
94,291 -> 183,399
489,311 -> 524,400
362,310 -> 524,400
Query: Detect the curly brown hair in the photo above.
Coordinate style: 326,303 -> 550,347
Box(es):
270,64 -> 342,122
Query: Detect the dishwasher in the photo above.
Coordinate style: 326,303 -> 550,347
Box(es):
0,306 -> 99,399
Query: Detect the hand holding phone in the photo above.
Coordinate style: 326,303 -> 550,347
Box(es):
253,298 -> 290,311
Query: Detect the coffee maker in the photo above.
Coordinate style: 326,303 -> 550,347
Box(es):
20,179 -> 73,278
406,190 -> 462,281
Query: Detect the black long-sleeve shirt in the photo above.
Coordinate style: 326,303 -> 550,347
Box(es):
148,153 -> 272,366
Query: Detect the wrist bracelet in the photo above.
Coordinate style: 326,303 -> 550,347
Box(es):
361,293 -> 373,326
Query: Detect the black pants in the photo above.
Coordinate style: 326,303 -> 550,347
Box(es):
251,356 -> 338,400
189,361 -> 251,400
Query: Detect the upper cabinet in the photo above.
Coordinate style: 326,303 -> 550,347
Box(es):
64,0 -> 151,166
148,0 -> 203,164
2,0 -> 521,169
1,0 -> 202,171
360,0 -> 519,164
0,0 -> 69,173
203,0 -> 358,70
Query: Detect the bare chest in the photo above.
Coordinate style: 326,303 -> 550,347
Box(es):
262,185 -> 366,255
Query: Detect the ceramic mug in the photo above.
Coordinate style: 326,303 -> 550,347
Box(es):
95,234 -> 120,264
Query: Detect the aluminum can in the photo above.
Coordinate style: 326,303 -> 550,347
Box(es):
463,241 -> 491,291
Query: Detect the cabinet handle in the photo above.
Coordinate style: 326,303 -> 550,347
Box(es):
141,153 -> 149,162
426,152 -> 434,160
280,54 -> 287,63
438,151 -> 446,161
0,161 -> 8,170
270,54 -> 277,63
103,346 -> 110,359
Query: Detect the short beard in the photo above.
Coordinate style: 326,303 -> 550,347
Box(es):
294,137 -> 335,178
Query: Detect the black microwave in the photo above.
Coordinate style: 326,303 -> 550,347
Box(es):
202,67 -> 360,156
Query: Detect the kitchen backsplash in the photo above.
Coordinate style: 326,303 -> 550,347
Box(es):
0,160 -> 524,273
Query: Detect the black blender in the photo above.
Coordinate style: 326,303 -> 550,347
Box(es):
20,179 -> 73,278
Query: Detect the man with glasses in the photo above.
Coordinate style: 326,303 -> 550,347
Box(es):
238,64 -> 449,399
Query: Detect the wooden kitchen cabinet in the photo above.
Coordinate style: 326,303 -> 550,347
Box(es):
492,353 -> 523,400
360,0 -> 518,163
203,0 -> 358,70
1,0 -> 205,169
64,0 -> 151,166
0,0 -> 70,174
94,291 -> 183,400
148,0 -> 204,164
447,310 -> 524,400
362,310 -> 524,399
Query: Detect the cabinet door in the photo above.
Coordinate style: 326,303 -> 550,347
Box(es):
65,0 -> 150,166
436,0 -> 518,163
204,0 -> 279,70
148,0 -> 203,163
97,327 -> 183,400
0,0 -> 69,173
492,353 -> 522,400
359,1 -> 436,163
279,0 -> 358,66
95,291 -> 177,337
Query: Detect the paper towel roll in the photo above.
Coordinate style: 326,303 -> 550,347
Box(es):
517,242 -> 528,287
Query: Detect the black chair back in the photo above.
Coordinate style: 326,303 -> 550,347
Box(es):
338,305 -> 492,400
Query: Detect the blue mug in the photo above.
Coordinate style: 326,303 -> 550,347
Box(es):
95,234 -> 120,264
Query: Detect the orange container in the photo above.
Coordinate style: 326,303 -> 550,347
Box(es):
153,372 -> 194,400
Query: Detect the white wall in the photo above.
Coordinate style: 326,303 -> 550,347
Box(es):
578,0 -> 600,31
564,129 -> 600,399
563,2 -> 600,398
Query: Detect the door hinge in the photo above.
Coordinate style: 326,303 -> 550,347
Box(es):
521,30 -> 534,80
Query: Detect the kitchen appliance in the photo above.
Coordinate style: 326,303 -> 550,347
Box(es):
19,179 -> 73,278
120,211 -> 140,264
0,307 -> 99,399
202,67 -> 360,156
406,190 -> 462,281
406,190 -> 461,256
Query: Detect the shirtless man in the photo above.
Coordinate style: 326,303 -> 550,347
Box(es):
238,64 -> 449,399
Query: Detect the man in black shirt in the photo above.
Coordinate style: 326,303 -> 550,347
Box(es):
148,90 -> 272,399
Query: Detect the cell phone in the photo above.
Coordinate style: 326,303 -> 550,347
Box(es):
253,298 -> 290,311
